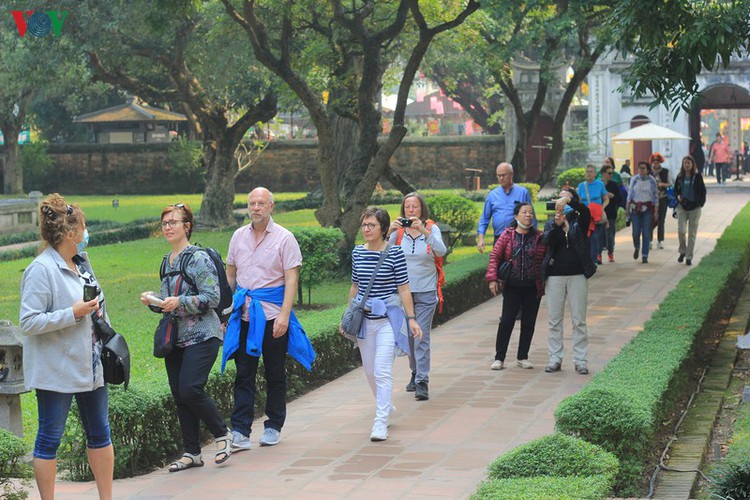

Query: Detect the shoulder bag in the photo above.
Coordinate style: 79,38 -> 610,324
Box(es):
153,273 -> 183,358
92,314 -> 131,390
341,245 -> 390,341
497,239 -> 522,282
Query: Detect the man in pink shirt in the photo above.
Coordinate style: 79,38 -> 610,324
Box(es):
709,132 -> 731,184
226,187 -> 303,450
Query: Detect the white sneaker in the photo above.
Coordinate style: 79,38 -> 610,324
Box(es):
658,241 -> 664,249
231,430 -> 251,451
370,421 -> 388,442
259,428 -> 281,446
490,360 -> 504,370
516,360 -> 534,369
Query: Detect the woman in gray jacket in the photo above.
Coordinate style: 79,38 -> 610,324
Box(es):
19,194 -> 113,500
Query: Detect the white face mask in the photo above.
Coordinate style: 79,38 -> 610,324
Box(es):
516,219 -> 533,229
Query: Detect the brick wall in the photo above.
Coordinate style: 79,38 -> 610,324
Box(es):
46,136 -> 504,194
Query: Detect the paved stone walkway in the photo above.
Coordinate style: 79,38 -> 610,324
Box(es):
27,190 -> 750,499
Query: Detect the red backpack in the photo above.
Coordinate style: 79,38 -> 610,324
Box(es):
395,219 -> 446,313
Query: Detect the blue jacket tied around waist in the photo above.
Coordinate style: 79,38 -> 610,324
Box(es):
221,285 -> 316,372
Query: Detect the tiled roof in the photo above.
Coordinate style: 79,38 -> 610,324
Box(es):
74,101 -> 187,123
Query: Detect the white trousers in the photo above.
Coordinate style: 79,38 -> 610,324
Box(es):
677,206 -> 701,260
545,275 -> 589,366
356,318 -> 395,426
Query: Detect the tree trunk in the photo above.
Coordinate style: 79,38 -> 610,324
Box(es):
197,136 -> 241,227
331,112 -> 360,196
383,164 -> 415,193
2,129 -> 22,194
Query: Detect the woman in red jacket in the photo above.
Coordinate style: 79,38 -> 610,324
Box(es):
485,202 -> 547,370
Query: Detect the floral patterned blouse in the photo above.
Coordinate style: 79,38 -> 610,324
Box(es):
159,245 -> 222,348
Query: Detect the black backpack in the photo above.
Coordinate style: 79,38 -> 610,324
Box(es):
160,245 -> 233,323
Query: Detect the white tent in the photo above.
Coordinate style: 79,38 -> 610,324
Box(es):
612,123 -> 691,141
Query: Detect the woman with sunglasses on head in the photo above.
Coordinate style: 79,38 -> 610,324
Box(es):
140,203 -> 232,472
340,207 -> 422,442
674,155 -> 707,266
20,193 -> 114,500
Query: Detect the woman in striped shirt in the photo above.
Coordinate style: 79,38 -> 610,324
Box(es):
341,206 -> 422,442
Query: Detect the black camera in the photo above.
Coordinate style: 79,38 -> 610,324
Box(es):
83,284 -> 100,302
399,217 -> 412,227
546,201 -> 557,211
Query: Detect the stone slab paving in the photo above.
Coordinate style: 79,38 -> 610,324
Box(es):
27,191 -> 750,500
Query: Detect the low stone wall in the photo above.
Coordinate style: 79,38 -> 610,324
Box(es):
45,136 -> 505,194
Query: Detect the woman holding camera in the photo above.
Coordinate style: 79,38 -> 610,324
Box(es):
140,203 -> 232,471
486,202 -> 546,370
674,155 -> 707,266
342,207 -> 422,442
387,193 -> 446,401
19,194 -> 114,500
542,188 -> 597,375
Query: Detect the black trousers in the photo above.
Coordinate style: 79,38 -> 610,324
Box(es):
230,319 -> 288,436
495,284 -> 541,362
651,197 -> 668,243
165,337 -> 227,455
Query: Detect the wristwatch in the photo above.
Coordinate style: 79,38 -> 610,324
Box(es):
406,315 -> 416,320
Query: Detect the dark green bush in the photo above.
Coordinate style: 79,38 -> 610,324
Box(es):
290,226 -> 345,305
167,138 -> 205,193
0,245 -> 38,263
22,141 -> 55,194
555,202 -> 750,495
487,433 -> 619,480
427,194 -> 479,252
0,428 -> 31,500
0,230 -> 38,247
473,475 -> 613,500
710,398 -> 750,498
556,168 -> 586,189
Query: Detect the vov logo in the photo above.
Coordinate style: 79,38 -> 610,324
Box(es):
11,10 -> 69,37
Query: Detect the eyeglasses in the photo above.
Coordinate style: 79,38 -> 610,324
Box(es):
360,223 -> 378,231
66,205 -> 73,215
160,220 -> 185,228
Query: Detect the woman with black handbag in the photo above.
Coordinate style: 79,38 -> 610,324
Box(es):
139,203 -> 232,471
339,206 -> 422,442
19,194 -> 114,499
486,202 -> 546,371
674,155 -> 707,266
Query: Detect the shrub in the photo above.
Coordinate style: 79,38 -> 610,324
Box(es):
291,226 -> 345,304
21,141 -> 55,193
556,168 -> 586,189
0,428 -> 31,500
167,138 -> 205,193
487,433 -> 619,481
427,194 -> 479,252
710,398 -> 750,498
473,475 -> 613,500
554,202 -> 750,495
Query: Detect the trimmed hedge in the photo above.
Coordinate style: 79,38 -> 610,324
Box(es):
555,202 -> 750,495
0,428 -> 31,500
60,251 -> 491,479
473,475 -> 613,500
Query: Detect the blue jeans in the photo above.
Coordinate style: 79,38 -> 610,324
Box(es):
631,210 -> 653,257
590,224 -> 604,262
34,386 -> 111,460
231,319 -> 288,436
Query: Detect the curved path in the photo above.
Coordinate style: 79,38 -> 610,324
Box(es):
30,188 -> 750,499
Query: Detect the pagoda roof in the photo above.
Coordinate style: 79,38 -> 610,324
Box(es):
74,100 -> 187,123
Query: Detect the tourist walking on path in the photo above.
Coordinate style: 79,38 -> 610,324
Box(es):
20,194 -> 114,499
486,202 -> 546,371
577,164 -> 609,265
542,188 -> 596,375
649,153 -> 672,250
477,162 -> 533,251
709,132 -> 731,184
342,207 -> 422,442
600,164 -> 622,263
140,203 -> 233,472
674,155 -> 707,266
387,193 -> 446,401
627,161 -> 659,264
223,188 -> 314,452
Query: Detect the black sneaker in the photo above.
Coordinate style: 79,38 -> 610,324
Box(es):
686,259 -> 692,266
633,248 -> 639,260
405,372 -> 416,392
678,253 -> 685,263
415,382 -> 429,401
642,256 -> 648,264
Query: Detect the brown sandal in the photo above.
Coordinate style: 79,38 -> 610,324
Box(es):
169,452 -> 203,472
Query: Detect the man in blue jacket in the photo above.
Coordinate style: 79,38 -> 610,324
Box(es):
477,162 -> 534,252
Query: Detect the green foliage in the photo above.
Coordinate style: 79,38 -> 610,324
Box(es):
487,433 -> 619,480
0,428 -> 31,500
427,194 -> 479,252
290,226 -> 345,304
21,141 -> 55,193
167,138 -> 205,193
0,230 -> 37,247
473,475 -> 613,500
710,399 -> 750,499
562,120 -> 593,169
517,182 -> 540,203
554,202 -> 750,495
556,168 -> 586,189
